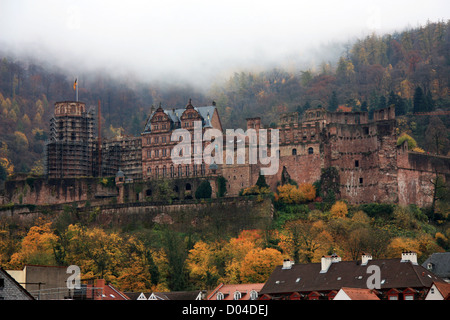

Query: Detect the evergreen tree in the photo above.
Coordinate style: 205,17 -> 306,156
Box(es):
328,91 -> 339,112
195,180 -> 212,199
388,91 -> 406,116
413,86 -> 427,113
256,173 -> 269,189
378,96 -> 387,109
360,101 -> 368,112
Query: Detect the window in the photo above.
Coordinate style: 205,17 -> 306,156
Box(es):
359,177 -> 363,184
292,148 -> 297,155
233,291 -> 242,300
216,292 -> 224,300
250,290 -> 258,300
147,150 -> 152,158
355,160 -> 359,167
308,147 -> 314,154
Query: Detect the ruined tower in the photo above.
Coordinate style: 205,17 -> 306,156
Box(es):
44,101 -> 96,178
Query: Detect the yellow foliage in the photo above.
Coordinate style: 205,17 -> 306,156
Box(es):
9,219 -> 57,268
187,241 -> 220,286
412,147 -> 425,153
330,201 -> 348,219
239,248 -> 283,283
276,183 -> 316,204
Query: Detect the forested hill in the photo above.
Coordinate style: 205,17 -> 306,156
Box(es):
0,20 -> 449,174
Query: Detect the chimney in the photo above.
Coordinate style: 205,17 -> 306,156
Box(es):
361,253 -> 372,266
401,251 -> 418,265
94,279 -> 105,288
321,253 -> 341,273
282,259 -> 294,270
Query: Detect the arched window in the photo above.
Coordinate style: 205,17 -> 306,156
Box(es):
292,148 -> 297,155
250,290 -> 258,300
186,183 -> 192,191
233,291 -> 242,300
216,292 -> 224,300
308,147 -> 314,154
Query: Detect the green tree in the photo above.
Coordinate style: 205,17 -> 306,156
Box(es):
216,176 -> 227,198
328,91 -> 339,111
195,180 -> 212,199
161,228 -> 188,291
256,173 -> 269,189
413,87 -> 427,113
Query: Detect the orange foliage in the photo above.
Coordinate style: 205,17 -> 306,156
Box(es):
330,201 -> 348,219
239,248 -> 283,283
276,183 -> 316,204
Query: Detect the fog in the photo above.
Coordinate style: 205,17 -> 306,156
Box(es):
1,0 -> 449,88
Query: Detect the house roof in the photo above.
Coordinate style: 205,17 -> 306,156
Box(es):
260,258 -> 445,296
91,279 -> 129,300
143,105 -> 217,133
422,252 -> 450,279
336,287 -> 380,300
0,266 -> 35,300
433,281 -> 450,299
208,283 -> 265,300
125,291 -> 203,300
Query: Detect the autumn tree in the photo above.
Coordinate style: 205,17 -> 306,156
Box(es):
239,248 -> 283,283
425,116 -> 449,155
280,220 -> 332,263
9,218 -> 57,268
330,201 -> 348,219
187,241 -> 221,289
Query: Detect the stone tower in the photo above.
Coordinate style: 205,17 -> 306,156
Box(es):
44,101 -> 96,178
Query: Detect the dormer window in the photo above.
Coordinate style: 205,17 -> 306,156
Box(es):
233,291 -> 242,300
216,292 -> 224,300
250,290 -> 258,300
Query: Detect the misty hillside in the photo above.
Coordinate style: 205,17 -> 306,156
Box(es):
0,20 -> 449,174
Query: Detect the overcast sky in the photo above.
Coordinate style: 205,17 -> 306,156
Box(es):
1,0 -> 449,86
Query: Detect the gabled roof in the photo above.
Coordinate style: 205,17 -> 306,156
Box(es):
207,283 -> 265,300
0,266 -> 35,300
335,287 -> 380,300
143,105 -> 217,133
90,279 -> 129,300
433,281 -> 450,299
125,291 -> 203,300
260,258 -> 445,296
422,252 -> 450,279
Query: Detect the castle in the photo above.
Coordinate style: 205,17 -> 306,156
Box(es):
44,100 -> 450,207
